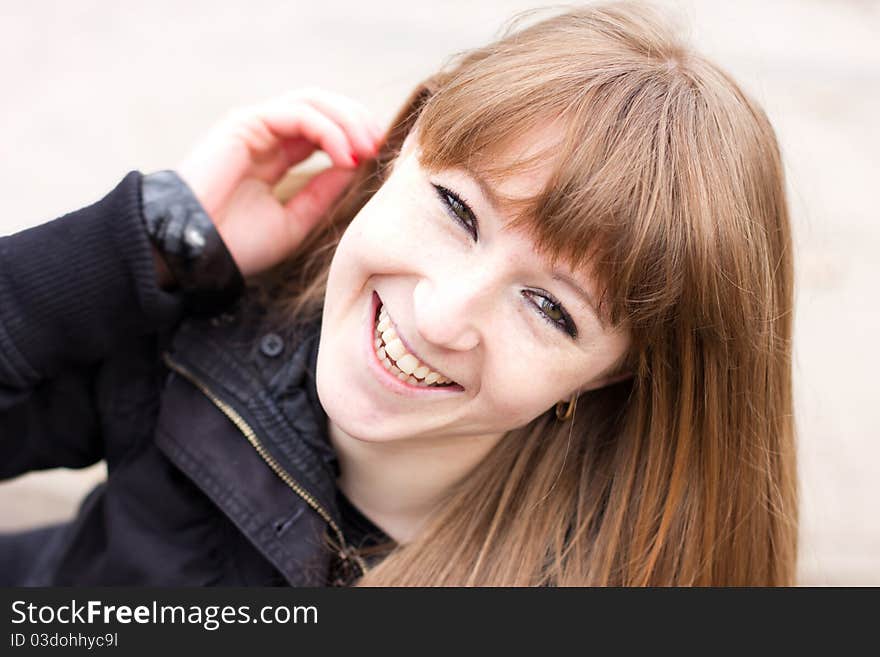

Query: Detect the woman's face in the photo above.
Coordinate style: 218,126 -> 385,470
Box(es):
316,125 -> 631,445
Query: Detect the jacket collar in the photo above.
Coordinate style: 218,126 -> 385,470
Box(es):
161,291 -> 343,529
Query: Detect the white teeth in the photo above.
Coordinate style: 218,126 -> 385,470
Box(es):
381,327 -> 398,344
374,303 -> 457,388
384,338 -> 407,361
396,353 -> 419,375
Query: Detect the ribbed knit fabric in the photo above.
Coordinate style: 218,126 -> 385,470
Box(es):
0,171 -> 188,385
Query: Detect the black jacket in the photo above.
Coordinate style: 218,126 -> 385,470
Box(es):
0,171 -> 382,586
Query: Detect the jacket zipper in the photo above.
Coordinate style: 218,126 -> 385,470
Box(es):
161,352 -> 367,579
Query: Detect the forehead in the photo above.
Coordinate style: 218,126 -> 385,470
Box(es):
466,120 -> 566,213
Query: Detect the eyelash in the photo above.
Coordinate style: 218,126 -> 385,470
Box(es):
433,183 -> 478,239
431,183 -> 578,339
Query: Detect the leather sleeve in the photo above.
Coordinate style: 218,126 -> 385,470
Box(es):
0,171 -> 186,477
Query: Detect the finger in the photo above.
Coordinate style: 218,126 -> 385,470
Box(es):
370,119 -> 386,145
256,100 -> 359,169
349,101 -> 386,144
287,87 -> 383,158
279,137 -> 318,168
282,166 -> 357,243
301,94 -> 377,157
329,92 -> 385,143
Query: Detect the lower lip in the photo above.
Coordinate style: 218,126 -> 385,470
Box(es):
364,290 -> 464,398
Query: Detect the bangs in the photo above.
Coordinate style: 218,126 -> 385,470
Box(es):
412,61 -> 692,333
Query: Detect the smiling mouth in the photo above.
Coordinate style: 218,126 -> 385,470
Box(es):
372,301 -> 458,388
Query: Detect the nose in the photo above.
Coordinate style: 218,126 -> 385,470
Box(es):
412,271 -> 492,352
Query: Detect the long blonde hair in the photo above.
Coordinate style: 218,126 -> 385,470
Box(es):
255,1 -> 798,585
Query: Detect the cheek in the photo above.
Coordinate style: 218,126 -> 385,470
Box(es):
333,182 -> 458,296
478,334 -> 620,429
341,186 -> 422,264
477,351 -> 563,428
327,196 -> 408,299
486,390 -> 550,429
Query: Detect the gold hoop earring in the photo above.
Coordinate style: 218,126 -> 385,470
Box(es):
555,395 -> 576,421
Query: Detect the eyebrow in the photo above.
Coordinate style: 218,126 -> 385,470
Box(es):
463,168 -> 505,214
552,272 -> 605,329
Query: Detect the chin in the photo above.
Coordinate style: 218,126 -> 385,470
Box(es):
315,356 -> 392,444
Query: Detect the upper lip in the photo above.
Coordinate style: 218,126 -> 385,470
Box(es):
380,304 -> 458,385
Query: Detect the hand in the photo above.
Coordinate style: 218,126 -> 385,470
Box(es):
176,88 -> 384,277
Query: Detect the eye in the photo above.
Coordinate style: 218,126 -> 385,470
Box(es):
432,181 -> 577,340
522,290 -> 578,339
432,183 -> 478,241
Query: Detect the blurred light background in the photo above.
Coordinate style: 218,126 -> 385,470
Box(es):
0,0 -> 878,585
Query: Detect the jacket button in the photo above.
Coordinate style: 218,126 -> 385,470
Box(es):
209,311 -> 236,327
260,333 -> 284,358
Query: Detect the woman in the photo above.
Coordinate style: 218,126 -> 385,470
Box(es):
0,1 -> 797,586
